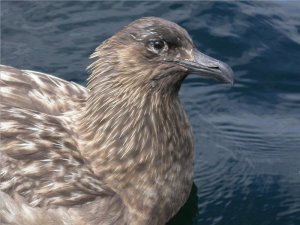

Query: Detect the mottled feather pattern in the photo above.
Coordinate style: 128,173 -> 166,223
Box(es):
0,17 -> 225,225
0,65 -> 116,224
0,106 -> 112,207
0,65 -> 88,114
0,191 -> 84,225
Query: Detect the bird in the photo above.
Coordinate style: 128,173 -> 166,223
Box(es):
0,17 -> 234,225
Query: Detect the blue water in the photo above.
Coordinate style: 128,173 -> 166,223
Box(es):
2,1 -> 300,225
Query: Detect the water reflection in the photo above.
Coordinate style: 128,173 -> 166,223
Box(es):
2,1 -> 300,224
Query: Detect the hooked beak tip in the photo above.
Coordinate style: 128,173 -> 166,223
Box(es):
163,49 -> 235,86
190,50 -> 235,86
218,61 -> 235,86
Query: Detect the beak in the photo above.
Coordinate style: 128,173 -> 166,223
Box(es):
169,50 -> 234,85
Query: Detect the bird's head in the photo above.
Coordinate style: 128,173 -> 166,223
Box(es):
89,17 -> 234,94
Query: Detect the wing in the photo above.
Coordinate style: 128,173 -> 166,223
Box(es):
0,191 -> 126,225
0,106 -> 113,208
0,65 -> 88,115
0,191 -> 85,225
0,65 -> 124,223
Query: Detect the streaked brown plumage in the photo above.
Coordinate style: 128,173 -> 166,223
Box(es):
0,17 -> 234,225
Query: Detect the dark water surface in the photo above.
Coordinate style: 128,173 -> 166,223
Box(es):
2,1 -> 300,225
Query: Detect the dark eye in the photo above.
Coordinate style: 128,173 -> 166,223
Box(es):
149,40 -> 167,54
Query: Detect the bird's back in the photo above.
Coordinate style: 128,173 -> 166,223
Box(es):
0,65 -> 88,115
0,65 -> 125,225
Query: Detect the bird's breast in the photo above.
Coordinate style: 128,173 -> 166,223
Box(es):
79,94 -> 194,224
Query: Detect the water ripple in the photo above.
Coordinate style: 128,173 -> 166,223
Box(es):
2,1 -> 300,224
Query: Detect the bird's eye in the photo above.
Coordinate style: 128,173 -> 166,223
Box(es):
149,40 -> 167,54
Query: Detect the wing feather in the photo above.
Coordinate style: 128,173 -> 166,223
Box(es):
0,65 -> 114,211
0,106 -> 113,208
0,65 -> 88,115
0,191 -> 86,225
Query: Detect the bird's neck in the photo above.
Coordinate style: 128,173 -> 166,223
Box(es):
78,69 -> 194,224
